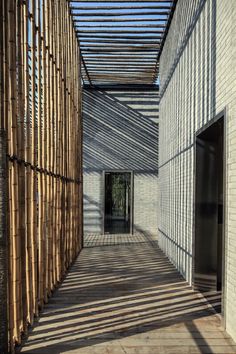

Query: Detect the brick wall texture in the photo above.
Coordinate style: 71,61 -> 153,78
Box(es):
83,88 -> 159,236
159,0 -> 236,341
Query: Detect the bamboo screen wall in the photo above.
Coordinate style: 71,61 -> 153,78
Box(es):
0,0 -> 83,350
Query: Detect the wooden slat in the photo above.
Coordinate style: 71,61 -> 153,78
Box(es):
76,30 -> 164,34
83,52 -> 158,56
71,11 -> 170,16
87,67 -> 155,71
80,39 -> 162,44
78,34 -> 163,40
83,54 -> 157,58
80,44 -> 160,48
69,0 -> 173,2
75,24 -> 165,28
70,5 -> 172,10
72,17 -> 168,22
86,64 -> 158,67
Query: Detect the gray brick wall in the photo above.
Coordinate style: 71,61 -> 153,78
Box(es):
159,0 -> 236,342
83,88 -> 159,236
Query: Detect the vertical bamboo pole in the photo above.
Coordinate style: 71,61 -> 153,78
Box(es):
51,1 -> 56,287
0,120 -> 8,352
62,1 -> 66,271
3,1 -> 15,349
0,0 -> 4,129
24,0 -> 34,325
55,2 -> 59,281
45,0 -> 51,297
42,0 -> 48,304
0,14 -> 8,354
48,0 -> 53,292
17,0 -> 27,334
78,43 -> 83,251
4,0 -> 83,348
9,0 -> 21,343
37,0 -> 44,309
0,141 -> 7,350
30,0 -> 38,316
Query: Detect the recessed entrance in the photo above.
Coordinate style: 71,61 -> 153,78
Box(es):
104,171 -> 132,234
194,116 -> 224,313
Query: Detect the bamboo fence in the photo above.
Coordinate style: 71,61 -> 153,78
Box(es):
0,0 -> 83,351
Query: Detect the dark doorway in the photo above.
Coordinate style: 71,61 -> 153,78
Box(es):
194,116 -> 224,313
104,172 -> 132,234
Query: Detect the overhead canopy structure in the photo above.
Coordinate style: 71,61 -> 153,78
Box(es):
68,0 -> 177,86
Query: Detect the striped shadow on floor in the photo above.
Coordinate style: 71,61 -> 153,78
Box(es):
20,234 -> 236,354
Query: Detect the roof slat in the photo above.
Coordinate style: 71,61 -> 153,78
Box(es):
75,24 -> 165,28
73,17 -> 168,22
69,0 -> 173,2
69,0 -> 176,85
71,5 -> 172,10
71,11 -> 170,16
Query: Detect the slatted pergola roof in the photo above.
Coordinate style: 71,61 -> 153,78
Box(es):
68,1 -> 177,86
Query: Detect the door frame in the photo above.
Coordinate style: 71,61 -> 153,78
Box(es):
102,170 -> 134,235
193,109 -> 226,325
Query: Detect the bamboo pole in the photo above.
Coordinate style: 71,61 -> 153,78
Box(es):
30,0 -> 38,317
23,0 -> 34,326
41,0 -> 47,305
17,0 -> 27,334
0,4 -> 8,351
2,2 -> 13,351
37,0 -> 44,309
3,0 -> 83,349
9,0 -> 22,343
45,0 -> 51,296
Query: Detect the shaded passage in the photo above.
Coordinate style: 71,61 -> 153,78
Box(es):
20,235 -> 236,354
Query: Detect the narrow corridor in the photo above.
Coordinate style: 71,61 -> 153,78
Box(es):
21,235 -> 236,354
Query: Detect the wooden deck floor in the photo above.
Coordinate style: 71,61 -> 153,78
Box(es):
20,234 -> 236,354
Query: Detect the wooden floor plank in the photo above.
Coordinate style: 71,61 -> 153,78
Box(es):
19,234 -> 236,354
